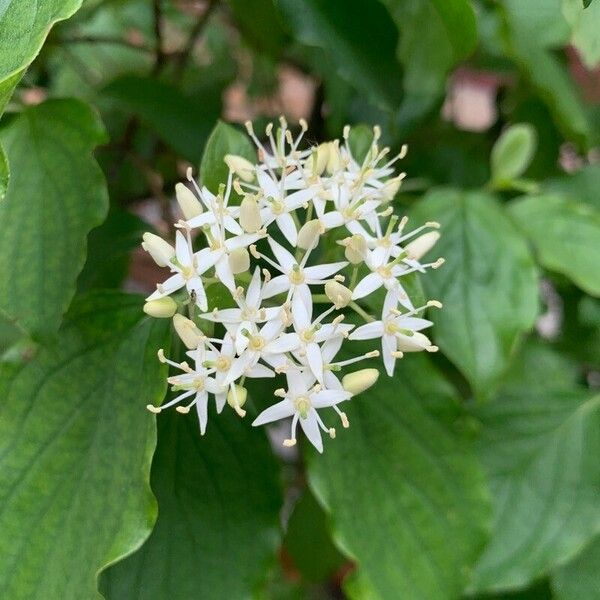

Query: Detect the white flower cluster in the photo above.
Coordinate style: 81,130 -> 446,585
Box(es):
142,118 -> 443,453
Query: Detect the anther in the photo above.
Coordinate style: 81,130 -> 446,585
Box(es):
274,388 -> 286,398
283,438 -> 297,447
244,121 -> 254,135
366,350 -> 380,358
176,406 -> 191,414
146,404 -> 161,413
334,274 -> 345,282
432,258 -> 445,269
249,245 -> 260,259
427,300 -> 443,309
391,351 -> 404,358
329,428 -> 336,439
157,349 -> 166,363
426,345 -> 439,353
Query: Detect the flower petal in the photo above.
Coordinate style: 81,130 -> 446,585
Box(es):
306,342 -> 324,382
175,230 -> 192,266
352,272 -> 383,300
276,212 -> 298,246
195,392 -> 209,435
292,292 -> 311,331
252,399 -> 294,426
300,411 -> 323,453
262,274 -> 290,299
268,237 -> 296,271
146,273 -> 185,300
246,267 -> 262,307
311,389 -> 351,408
265,332 -> 300,354
349,321 -> 384,340
304,261 -> 348,282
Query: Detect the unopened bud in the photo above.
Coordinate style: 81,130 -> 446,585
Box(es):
224,154 -> 255,182
227,385 -> 248,409
175,183 -> 203,220
326,141 -> 342,174
229,247 -> 250,274
342,368 -> 380,396
173,314 -> 203,349
239,195 -> 262,233
405,231 -> 440,260
397,332 -> 431,352
142,232 -> 175,267
306,143 -> 330,176
382,176 -> 403,201
297,219 -> 323,250
325,280 -> 352,308
143,297 -> 177,318
345,234 -> 367,264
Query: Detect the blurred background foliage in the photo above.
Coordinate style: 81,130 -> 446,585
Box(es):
1,0 -> 600,599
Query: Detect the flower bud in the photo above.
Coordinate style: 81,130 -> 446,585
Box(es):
306,143 -> 330,176
239,194 -> 262,233
397,332 -> 431,352
326,141 -> 342,174
142,232 -> 175,267
229,247 -> 250,274
325,280 -> 352,309
224,154 -> 255,182
344,234 -> 367,264
382,176 -> 402,201
404,231 -> 440,260
342,368 -> 379,396
143,297 -> 177,318
297,219 -> 323,250
227,384 -> 248,409
173,314 -> 204,349
175,183 -> 203,220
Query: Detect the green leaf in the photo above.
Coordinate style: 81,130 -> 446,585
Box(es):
102,75 -> 221,164
307,355 -> 490,600
471,343 -> 600,592
347,124 -> 374,164
200,120 -> 256,194
564,0 -> 600,68
0,142 -> 8,200
499,0 -> 591,146
544,165 -> 600,210
490,124 -> 537,188
509,194 -> 600,296
552,536 -> 600,599
284,489 -> 346,582
77,206 -> 147,292
101,410 -> 282,599
0,292 -> 170,599
276,0 -> 403,110
410,189 -> 539,398
0,0 -> 84,115
0,99 -> 108,339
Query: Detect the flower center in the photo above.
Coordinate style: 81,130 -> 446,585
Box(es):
215,356 -> 231,371
271,199 -> 285,215
294,395 -> 311,419
289,265 -> 305,285
301,329 -> 315,343
193,377 -> 205,391
249,335 -> 265,351
241,307 -> 256,320
376,265 -> 393,279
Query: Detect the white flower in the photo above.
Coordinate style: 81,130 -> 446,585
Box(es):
252,368 -> 351,453
255,238 -> 347,306
147,346 -> 219,435
146,230 -> 211,310
318,182 -> 380,235
349,294 -> 438,376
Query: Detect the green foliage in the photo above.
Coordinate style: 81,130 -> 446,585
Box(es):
490,124 -> 537,189
552,536 -> 600,599
0,99 -> 108,339
0,292 -> 170,599
102,410 -> 282,599
411,189 -> 539,398
307,355 -> 490,600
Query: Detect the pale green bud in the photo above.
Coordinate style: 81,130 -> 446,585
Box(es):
224,154 -> 255,182
297,219 -> 324,250
239,194 -> 262,233
175,183 -> 203,220
344,234 -> 367,264
326,140 -> 342,174
141,232 -> 175,267
404,231 -> 440,260
229,247 -> 250,274
306,143 -> 330,176
382,175 -> 403,201
397,332 -> 432,352
342,368 -> 380,396
173,314 -> 203,349
143,297 -> 177,318
227,384 -> 248,409
325,280 -> 352,309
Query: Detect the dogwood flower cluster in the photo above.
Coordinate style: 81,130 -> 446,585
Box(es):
142,118 -> 443,453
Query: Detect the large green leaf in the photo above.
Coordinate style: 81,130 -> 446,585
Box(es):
0,141 -> 8,200
200,120 -> 256,194
509,194 -> 600,296
102,75 -> 221,164
552,536 -> 600,599
307,355 -> 490,600
276,0 -> 402,110
0,292 -> 170,599
0,99 -> 108,339
471,343 -> 600,592
101,410 -> 282,599
410,189 -> 539,398
0,0 -> 84,114
544,165 -> 600,210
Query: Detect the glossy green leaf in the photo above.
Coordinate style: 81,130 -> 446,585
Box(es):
471,343 -> 600,592
0,142 -> 8,200
276,0 -> 402,109
0,99 -> 108,339
490,124 -> 537,188
200,120 -> 256,193
0,0 -> 84,114
499,0 -> 591,145
307,355 -> 490,600
552,536 -> 600,599
564,0 -> 600,68
509,194 -> 600,296
347,124 -> 374,164
410,189 -> 539,398
102,75 -> 221,164
102,410 -> 282,599
0,292 -> 170,599
544,165 -> 600,210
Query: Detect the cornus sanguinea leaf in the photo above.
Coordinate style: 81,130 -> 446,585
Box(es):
142,118 -> 443,452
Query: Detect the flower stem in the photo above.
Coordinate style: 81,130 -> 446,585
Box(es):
349,301 -> 375,323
